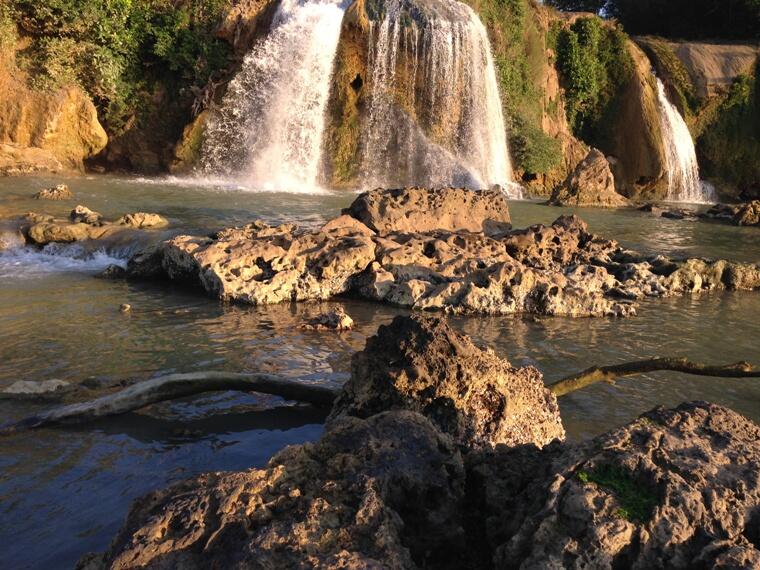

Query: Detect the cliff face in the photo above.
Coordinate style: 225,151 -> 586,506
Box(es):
0,56 -> 107,174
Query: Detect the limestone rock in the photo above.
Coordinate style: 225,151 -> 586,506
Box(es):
299,306 -> 354,331
116,212 -> 169,229
734,200 -> 760,226
26,222 -> 103,245
0,143 -> 64,176
344,187 -> 512,235
330,315 -> 565,449
0,379 -> 71,398
33,184 -> 73,201
70,205 -> 103,225
549,149 -> 631,208
482,402 -> 760,569
89,411 -> 467,570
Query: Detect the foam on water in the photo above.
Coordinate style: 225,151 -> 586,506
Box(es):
0,238 -> 129,278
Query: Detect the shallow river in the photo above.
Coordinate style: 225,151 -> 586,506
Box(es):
1,175 -> 759,568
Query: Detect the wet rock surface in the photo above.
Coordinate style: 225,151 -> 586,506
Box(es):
86,317 -> 760,570
125,188 -> 760,318
701,201 -> 760,227
298,306 -> 354,331
549,149 -> 631,208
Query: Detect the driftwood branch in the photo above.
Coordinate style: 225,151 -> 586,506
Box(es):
0,372 -> 339,435
3,358 -> 759,436
548,358 -> 760,397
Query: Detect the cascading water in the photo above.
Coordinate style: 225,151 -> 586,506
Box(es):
200,0 -> 347,192
655,77 -> 716,203
361,0 -> 520,197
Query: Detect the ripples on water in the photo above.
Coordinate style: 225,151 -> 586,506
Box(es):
1,176 -> 759,568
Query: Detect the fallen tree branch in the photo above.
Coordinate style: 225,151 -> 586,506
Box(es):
548,358 -> 760,397
3,358 -> 759,436
0,372 -> 339,435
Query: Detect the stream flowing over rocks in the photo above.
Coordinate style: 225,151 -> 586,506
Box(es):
123,187 -> 760,318
80,315 -> 760,569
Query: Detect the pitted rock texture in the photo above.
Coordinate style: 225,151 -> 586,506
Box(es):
343,186 -> 512,235
472,402 -> 760,569
86,411 -> 467,570
329,315 -> 565,449
34,184 -> 73,201
125,188 -> 760,317
549,149 -> 631,208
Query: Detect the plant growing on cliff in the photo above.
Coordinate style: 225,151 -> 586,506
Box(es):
9,0 -> 230,135
555,17 -> 633,143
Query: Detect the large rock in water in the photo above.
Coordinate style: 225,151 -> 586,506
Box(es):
549,149 -> 631,208
87,317 -> 760,569
330,315 -> 565,449
343,187 -> 512,235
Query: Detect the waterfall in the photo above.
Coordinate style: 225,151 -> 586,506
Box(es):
361,0 -> 519,197
200,0 -> 346,192
655,78 -> 716,203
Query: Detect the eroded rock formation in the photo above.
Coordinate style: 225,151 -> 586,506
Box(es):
83,316 -> 760,569
549,149 -> 631,208
125,187 -> 760,318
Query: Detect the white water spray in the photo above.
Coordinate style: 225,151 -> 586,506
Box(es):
362,0 -> 519,197
655,78 -> 716,203
200,0 -> 346,192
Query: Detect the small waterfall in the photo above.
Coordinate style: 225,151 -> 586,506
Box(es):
200,0 -> 346,192
361,0 -> 519,197
655,78 -> 716,203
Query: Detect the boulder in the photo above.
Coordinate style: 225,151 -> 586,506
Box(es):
478,402 -> 760,568
33,184 -> 73,201
298,306 -> 354,331
549,149 -> 631,208
70,205 -> 103,225
343,187 -> 512,235
116,212 -> 169,229
87,411 -> 468,570
734,200 -> 760,227
0,143 -> 63,176
330,315 -> 565,449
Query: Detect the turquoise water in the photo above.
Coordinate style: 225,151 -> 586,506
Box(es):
1,175 -> 759,568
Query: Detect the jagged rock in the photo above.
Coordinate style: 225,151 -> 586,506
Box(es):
474,402 -> 760,569
330,315 -> 565,449
142,221 -> 376,304
97,264 -> 127,279
549,149 -> 631,208
701,203 -> 739,222
343,187 -> 512,235
123,190 -> 760,318
26,221 -> 104,245
70,205 -> 103,225
116,212 -> 169,229
33,184 -> 73,201
734,200 -> 760,226
299,307 -> 354,331
86,411 -> 467,570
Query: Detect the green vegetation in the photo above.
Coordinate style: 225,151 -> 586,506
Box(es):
5,0 -> 231,135
578,465 -> 658,523
699,68 -> 760,193
639,38 -> 699,120
470,0 -> 562,175
554,17 -> 634,143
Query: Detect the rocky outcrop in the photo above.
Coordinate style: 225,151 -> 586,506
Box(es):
0,58 -> 107,173
343,186 -> 512,235
34,184 -> 73,201
701,201 -> 760,227
125,188 -> 760,318
474,401 -> 760,568
549,148 -> 631,208
330,315 -> 564,449
13,208 -> 170,246
667,42 -> 759,99
87,316 -> 760,570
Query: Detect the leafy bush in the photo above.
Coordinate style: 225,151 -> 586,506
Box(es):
555,17 -> 633,142
9,0 -> 231,134
698,69 -> 760,193
0,4 -> 16,53
471,0 -> 563,174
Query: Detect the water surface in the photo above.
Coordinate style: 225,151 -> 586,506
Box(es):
1,176 -> 759,568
